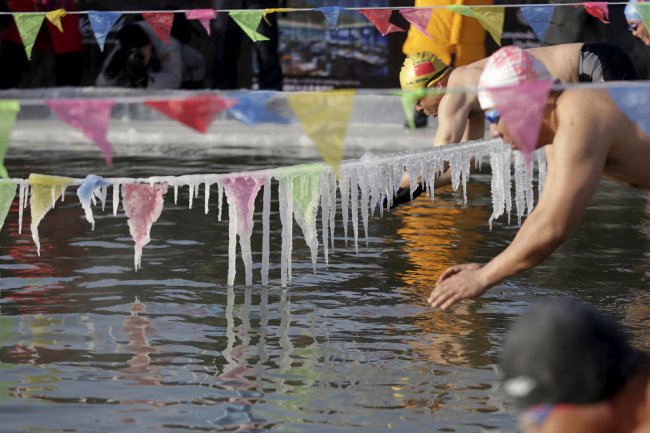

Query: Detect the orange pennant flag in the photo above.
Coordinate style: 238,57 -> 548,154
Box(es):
145,94 -> 237,133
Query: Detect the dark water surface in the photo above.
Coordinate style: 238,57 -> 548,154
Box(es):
1,150 -> 649,433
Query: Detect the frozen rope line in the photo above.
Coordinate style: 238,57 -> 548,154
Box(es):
0,138 -> 544,286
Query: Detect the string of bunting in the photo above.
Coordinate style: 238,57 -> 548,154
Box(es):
5,1 -> 646,60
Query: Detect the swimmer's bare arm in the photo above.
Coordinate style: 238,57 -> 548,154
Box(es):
428,112 -> 608,310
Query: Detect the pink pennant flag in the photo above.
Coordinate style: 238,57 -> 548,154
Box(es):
582,2 -> 609,23
223,175 -> 265,286
122,183 -> 168,270
486,80 -> 553,167
142,12 -> 174,43
185,9 -> 217,35
360,9 -> 405,36
45,99 -> 114,166
145,94 -> 236,133
400,8 -> 434,39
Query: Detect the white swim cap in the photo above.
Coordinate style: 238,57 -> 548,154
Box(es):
478,46 -> 553,110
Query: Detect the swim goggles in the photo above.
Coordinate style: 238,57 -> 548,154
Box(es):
629,22 -> 640,31
485,110 -> 501,124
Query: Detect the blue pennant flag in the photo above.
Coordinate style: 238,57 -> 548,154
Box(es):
608,87 -> 650,137
520,6 -> 554,41
89,11 -> 122,52
316,6 -> 342,29
227,91 -> 292,126
77,174 -> 109,230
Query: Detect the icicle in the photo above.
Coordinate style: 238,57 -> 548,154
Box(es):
503,148 -> 513,225
61,186 -> 67,202
261,176 -> 271,285
204,182 -> 211,215
536,148 -> 547,199
319,170 -> 333,266
291,169 -> 322,273
227,191 -> 237,286
18,183 -> 25,234
489,151 -> 505,230
50,185 -> 56,209
278,173 -> 294,287
525,158 -> 535,215
100,185 -> 108,211
513,152 -> 527,225
328,171 -> 337,253
112,184 -> 120,216
188,184 -> 194,209
349,167 -> 359,254
174,184 -> 179,204
339,170 -> 350,246
217,181 -> 224,222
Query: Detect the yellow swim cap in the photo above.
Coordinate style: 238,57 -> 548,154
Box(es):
399,52 -> 451,91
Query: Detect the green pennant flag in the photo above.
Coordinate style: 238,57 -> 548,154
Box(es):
447,5 -> 504,46
637,3 -> 650,32
0,101 -> 20,179
0,181 -> 17,233
13,13 -> 46,60
229,11 -> 269,42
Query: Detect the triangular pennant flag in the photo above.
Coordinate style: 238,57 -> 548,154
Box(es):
185,9 -> 217,35
227,91 -> 292,125
608,87 -> 650,137
46,99 -> 114,166
0,181 -> 17,233
122,183 -> 168,270
142,12 -> 174,43
45,8 -> 66,32
0,100 -> 20,179
223,175 -> 265,286
229,11 -> 269,42
448,5 -> 504,45
487,80 -> 553,166
583,2 -> 609,23
637,3 -> 650,30
286,89 -> 355,178
400,8 -> 434,39
76,174 -> 109,230
359,9 -> 405,36
88,11 -> 122,52
28,173 -> 75,255
145,94 -> 236,133
13,13 -> 45,60
316,6 -> 342,29
520,6 -> 554,41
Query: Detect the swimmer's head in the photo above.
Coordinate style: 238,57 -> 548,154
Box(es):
478,46 -> 553,110
626,0 -> 642,21
500,298 -> 644,410
400,52 -> 452,91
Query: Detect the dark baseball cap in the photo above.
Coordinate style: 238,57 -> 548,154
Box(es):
500,298 -> 645,409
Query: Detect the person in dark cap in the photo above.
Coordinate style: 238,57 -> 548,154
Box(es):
500,298 -> 650,433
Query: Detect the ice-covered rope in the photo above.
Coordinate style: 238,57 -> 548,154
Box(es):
0,2 -> 630,15
2,139 -> 544,286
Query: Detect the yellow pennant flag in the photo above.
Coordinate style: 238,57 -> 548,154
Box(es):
13,13 -> 46,60
263,8 -> 300,25
287,89 -> 355,178
28,173 -> 75,255
447,5 -> 504,46
46,8 -> 67,32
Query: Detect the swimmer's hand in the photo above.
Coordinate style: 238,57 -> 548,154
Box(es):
428,263 -> 488,310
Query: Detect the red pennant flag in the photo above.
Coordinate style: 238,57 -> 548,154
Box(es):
400,8 -> 433,39
142,12 -> 174,43
145,94 -> 237,133
582,2 -> 609,23
360,9 -> 405,36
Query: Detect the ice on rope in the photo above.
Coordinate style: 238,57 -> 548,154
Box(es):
0,181 -> 16,232
1,139 -> 550,287
77,174 -> 109,230
122,183 -> 168,270
28,174 -> 75,255
223,175 -> 265,286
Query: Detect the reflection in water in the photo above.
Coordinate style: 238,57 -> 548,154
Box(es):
122,298 -> 161,386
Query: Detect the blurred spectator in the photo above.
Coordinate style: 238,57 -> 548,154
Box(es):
625,0 -> 650,47
0,0 -> 83,88
96,20 -> 205,89
211,0 -> 283,90
402,0 -> 489,128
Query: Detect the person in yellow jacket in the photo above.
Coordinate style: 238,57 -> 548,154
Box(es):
402,0 -> 489,128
